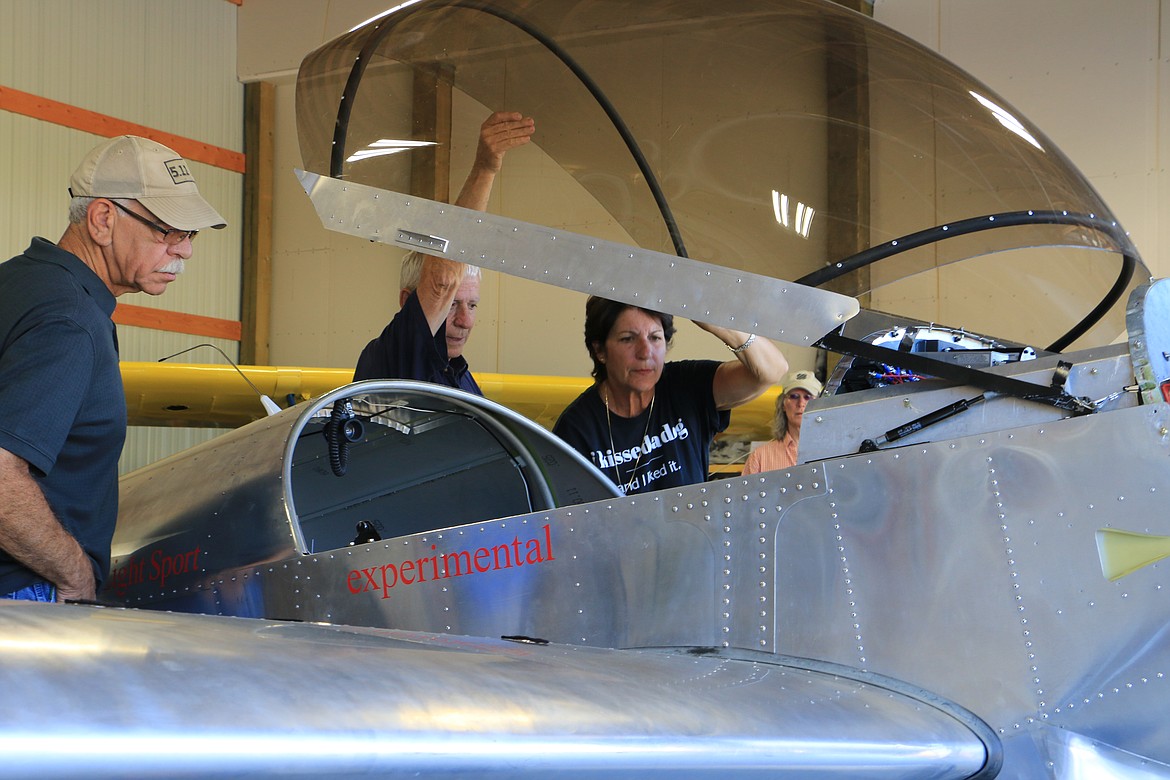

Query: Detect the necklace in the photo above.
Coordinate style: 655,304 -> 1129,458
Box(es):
603,386 -> 656,495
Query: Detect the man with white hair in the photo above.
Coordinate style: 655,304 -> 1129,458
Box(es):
358,251 -> 484,393
0,135 -> 226,602
353,111 -> 534,393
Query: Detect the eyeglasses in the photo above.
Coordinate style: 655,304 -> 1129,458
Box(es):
111,201 -> 198,245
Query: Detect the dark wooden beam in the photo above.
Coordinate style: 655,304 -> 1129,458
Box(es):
240,80 -> 275,365
410,63 -> 455,201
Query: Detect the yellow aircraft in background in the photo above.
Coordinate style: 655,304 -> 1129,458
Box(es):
120,361 -> 780,440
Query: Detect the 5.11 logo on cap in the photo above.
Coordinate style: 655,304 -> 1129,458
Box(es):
164,158 -> 195,185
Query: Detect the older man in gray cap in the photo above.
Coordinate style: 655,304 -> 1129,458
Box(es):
0,135 -> 226,603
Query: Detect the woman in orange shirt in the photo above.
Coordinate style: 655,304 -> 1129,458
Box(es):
741,369 -> 822,475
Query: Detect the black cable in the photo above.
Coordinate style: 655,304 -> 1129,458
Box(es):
797,210 -> 1137,354
157,342 -> 282,416
328,0 -> 688,258
323,398 -> 363,477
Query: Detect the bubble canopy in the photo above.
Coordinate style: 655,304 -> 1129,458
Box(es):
297,0 -> 1146,351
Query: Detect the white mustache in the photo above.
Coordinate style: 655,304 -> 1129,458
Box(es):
158,260 -> 185,275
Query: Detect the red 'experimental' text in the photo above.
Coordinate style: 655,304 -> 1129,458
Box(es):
346,524 -> 555,600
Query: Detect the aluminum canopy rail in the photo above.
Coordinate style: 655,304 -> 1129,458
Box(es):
298,171 -> 859,349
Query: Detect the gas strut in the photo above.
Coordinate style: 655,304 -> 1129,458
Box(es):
859,394 -> 986,453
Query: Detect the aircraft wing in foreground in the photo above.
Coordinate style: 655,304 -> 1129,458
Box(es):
0,601 -> 997,779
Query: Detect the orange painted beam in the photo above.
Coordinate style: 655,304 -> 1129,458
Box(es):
114,304 -> 242,342
0,85 -> 245,174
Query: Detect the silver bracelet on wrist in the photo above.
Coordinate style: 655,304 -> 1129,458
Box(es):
728,333 -> 756,354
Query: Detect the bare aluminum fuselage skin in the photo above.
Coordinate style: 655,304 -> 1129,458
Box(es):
99,280 -> 1170,778
97,377 -> 1002,779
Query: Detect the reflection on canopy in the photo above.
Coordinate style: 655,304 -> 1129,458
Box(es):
296,0 -> 1147,351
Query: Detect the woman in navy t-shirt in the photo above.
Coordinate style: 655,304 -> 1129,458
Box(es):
554,297 -> 788,495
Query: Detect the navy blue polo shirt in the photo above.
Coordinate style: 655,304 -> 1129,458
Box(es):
353,290 -> 482,395
0,238 -> 125,593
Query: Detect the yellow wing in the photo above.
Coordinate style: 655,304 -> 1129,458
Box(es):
121,362 -> 780,438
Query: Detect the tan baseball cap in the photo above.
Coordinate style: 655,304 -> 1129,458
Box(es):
68,135 -> 227,231
783,369 -> 823,398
